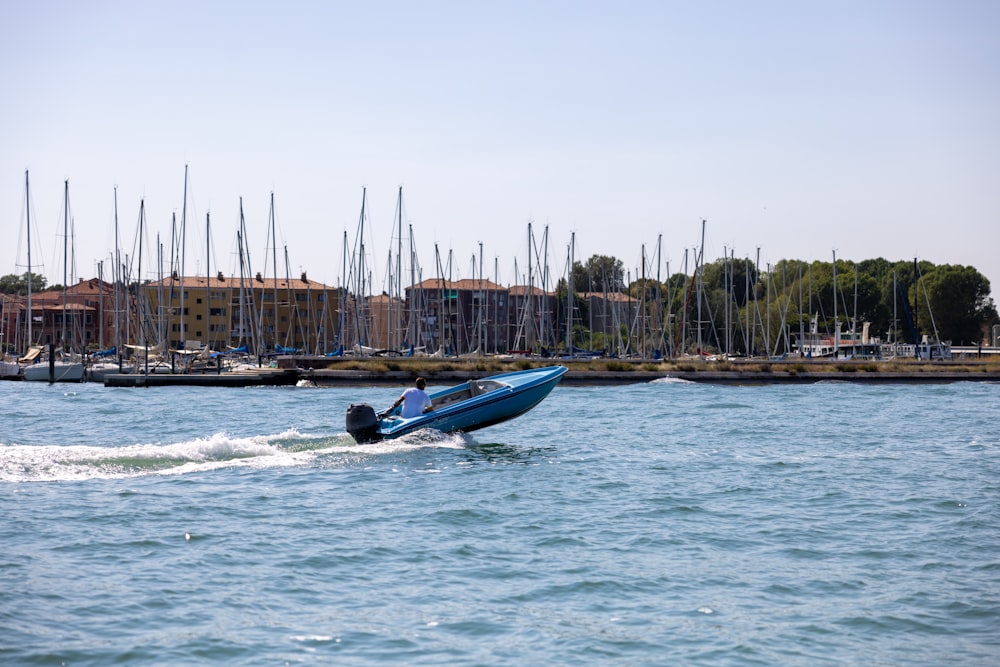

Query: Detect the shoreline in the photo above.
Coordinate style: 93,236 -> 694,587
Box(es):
286,356 -> 1000,386
11,357 -> 993,387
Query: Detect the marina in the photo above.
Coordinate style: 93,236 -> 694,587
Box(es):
4,174 -> 994,389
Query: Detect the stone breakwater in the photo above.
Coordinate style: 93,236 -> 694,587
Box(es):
91,358 -> 1000,387
279,357 -> 1000,386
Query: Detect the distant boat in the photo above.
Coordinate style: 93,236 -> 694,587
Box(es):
23,355 -> 85,382
22,180 -> 85,383
0,359 -> 20,380
881,336 -> 952,361
85,348 -> 134,382
346,365 -> 568,443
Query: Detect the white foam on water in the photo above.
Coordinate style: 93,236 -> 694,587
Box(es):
0,427 -> 471,482
649,375 -> 696,384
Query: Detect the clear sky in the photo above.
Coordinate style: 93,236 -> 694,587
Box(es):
3,1 -> 998,295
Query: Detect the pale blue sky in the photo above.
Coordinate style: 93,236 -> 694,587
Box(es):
4,1 -> 998,295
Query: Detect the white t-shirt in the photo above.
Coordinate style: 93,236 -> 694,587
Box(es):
400,387 -> 432,418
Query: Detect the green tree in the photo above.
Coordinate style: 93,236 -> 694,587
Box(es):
0,272 -> 47,295
915,265 -> 996,344
572,255 -> 625,294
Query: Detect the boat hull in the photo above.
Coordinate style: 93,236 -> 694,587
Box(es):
0,360 -> 22,380
22,362 -> 85,383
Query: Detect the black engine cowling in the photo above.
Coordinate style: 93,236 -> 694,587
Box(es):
346,403 -> 381,443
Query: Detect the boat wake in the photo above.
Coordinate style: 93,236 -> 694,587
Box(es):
649,376 -> 696,384
0,428 -> 469,483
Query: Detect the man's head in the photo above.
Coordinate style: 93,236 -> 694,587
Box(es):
416,377 -> 426,390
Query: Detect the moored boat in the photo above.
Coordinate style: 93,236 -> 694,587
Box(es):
0,359 -> 21,380
346,365 -> 568,443
22,357 -> 85,382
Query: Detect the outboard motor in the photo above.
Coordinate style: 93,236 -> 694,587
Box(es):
346,403 -> 381,443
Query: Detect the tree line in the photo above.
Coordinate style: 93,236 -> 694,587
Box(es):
561,255 -> 997,353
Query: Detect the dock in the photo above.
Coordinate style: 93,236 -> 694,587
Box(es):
88,357 -> 1000,388
103,369 -> 298,387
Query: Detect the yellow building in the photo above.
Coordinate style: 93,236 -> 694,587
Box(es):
143,272 -> 338,353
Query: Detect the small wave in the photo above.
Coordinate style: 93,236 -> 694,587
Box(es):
649,376 -> 696,385
701,402 -> 752,410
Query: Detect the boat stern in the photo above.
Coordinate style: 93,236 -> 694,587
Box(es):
346,403 -> 382,443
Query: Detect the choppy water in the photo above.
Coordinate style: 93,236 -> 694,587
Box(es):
1,377 -> 998,665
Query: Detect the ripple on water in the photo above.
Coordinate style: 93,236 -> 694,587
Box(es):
1,381 -> 998,666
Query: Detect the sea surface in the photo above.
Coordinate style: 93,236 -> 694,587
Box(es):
1,376 -> 998,665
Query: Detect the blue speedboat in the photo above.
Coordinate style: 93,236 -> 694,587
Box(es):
345,365 -> 568,443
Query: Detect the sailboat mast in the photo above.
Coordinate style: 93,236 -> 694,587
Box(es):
206,211 -> 212,351
25,170 -> 33,347
852,262 -> 859,340
640,244 -> 647,358
892,270 -> 898,353
526,222 -> 534,351
798,263 -> 804,357
180,164 -> 188,349
237,225 -> 247,349
696,219 -> 705,355
341,230 -> 348,350
237,199 -> 247,350
396,187 -> 403,351
656,235 -> 664,356
494,256 -> 500,353
479,241 -> 484,355
408,224 -> 417,347
136,200 -> 145,350
113,186 -> 121,353
722,246 -> 729,357
565,232 -> 574,353
832,250 -> 839,358
665,258 -> 672,358
142,206 -> 152,372
766,263 -> 771,354
435,244 -> 444,353
353,188 -> 368,349
62,180 -> 69,352
541,225 -> 549,349
270,192 -> 278,351
283,245 -> 294,348
96,261 -> 105,350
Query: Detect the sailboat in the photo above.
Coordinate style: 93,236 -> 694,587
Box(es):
23,179 -> 85,383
